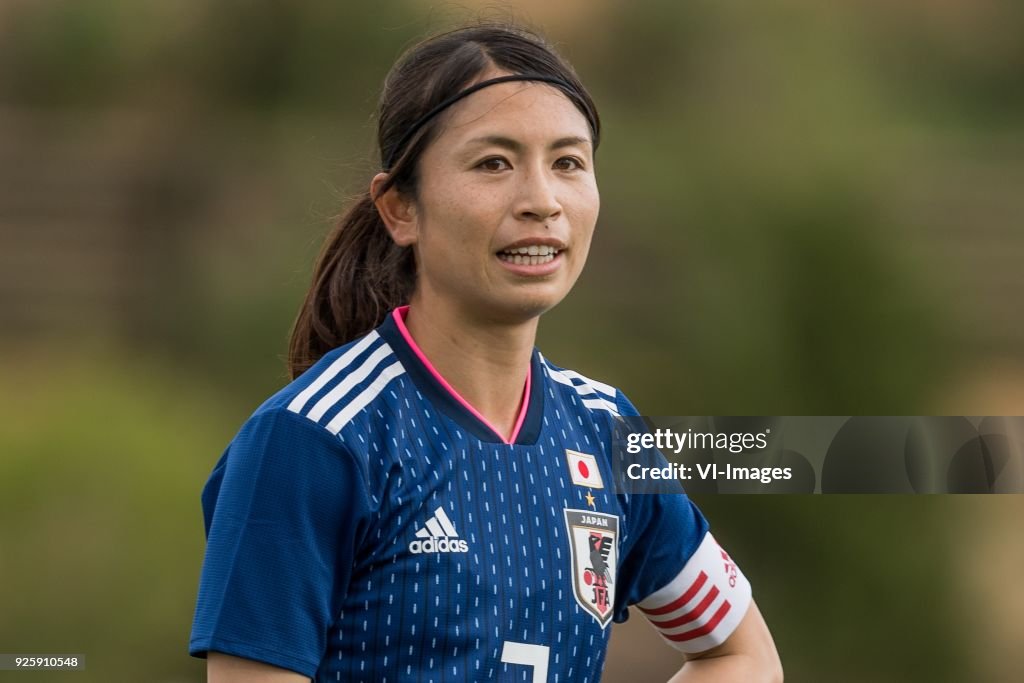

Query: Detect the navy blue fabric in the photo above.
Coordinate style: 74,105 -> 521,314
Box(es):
190,317 -> 713,681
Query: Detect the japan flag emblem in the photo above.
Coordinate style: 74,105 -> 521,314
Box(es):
566,449 -> 603,489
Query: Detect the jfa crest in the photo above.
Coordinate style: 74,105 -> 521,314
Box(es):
563,509 -> 618,628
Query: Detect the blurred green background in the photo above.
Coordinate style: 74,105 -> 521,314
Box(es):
1,1 -> 1023,681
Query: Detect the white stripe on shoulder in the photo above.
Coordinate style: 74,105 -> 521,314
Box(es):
544,364 -> 576,389
287,331 -> 381,414
325,362 -> 405,435
306,344 -> 395,422
560,369 -> 616,398
540,355 -> 620,415
583,397 -> 619,413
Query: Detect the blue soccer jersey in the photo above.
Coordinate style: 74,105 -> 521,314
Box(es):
190,307 -> 752,681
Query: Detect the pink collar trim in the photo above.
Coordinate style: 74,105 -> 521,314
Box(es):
392,306 -> 530,445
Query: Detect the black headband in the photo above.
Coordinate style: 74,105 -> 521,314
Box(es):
383,74 -> 594,171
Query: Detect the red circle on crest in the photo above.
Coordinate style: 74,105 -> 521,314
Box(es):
577,461 -> 590,478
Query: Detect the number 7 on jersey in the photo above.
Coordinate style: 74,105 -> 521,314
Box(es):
501,641 -> 550,683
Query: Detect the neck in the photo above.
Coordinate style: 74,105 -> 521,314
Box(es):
401,296 -> 537,443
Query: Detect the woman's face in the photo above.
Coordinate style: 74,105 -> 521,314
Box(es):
401,73 -> 599,326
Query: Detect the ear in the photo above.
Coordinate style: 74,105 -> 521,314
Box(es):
370,173 -> 418,247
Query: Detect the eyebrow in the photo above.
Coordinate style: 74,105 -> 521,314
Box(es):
463,135 -> 591,153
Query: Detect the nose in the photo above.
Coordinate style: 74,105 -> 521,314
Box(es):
515,164 -> 562,223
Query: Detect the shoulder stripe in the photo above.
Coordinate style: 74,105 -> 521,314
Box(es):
540,356 -> 620,415
545,365 -> 577,390
287,331 -> 381,414
325,361 -> 405,435
546,366 -> 597,397
583,397 -> 619,414
306,344 -> 395,422
559,369 -> 616,398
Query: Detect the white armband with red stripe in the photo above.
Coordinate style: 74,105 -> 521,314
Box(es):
637,532 -> 752,653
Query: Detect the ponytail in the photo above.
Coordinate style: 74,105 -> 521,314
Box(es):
287,192 -> 415,379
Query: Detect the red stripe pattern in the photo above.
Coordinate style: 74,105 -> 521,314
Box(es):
665,601 -> 731,642
639,571 -> 707,617
640,571 -> 731,634
636,534 -> 751,653
647,586 -> 721,629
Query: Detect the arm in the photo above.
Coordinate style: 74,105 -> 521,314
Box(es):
667,599 -> 782,683
208,652 -> 312,683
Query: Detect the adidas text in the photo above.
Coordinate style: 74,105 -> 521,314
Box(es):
408,538 -> 469,554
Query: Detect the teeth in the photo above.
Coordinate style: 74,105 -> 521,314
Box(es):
500,245 -> 558,256
498,251 -> 558,265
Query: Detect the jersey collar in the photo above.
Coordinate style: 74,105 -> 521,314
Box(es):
377,307 -> 544,445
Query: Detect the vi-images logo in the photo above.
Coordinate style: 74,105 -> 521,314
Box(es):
408,506 -> 469,554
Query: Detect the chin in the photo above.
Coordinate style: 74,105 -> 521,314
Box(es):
494,289 -> 568,324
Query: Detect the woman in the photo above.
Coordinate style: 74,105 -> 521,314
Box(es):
190,23 -> 781,683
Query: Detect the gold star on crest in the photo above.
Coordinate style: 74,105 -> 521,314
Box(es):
585,490 -> 596,509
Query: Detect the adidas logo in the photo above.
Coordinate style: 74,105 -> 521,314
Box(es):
408,507 -> 469,554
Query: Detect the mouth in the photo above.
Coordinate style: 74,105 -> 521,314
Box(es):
495,243 -> 563,266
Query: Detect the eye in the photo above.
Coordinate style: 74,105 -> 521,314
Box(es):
477,157 -> 511,172
554,156 -> 585,171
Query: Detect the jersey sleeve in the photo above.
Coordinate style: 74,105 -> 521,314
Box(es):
189,407 -> 371,677
613,392 -> 753,654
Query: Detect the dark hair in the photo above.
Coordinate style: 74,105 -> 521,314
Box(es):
287,22 -> 601,379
